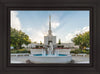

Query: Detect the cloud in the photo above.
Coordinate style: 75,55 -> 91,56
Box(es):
22,27 -> 46,43
11,11 -> 21,30
65,26 -> 89,43
46,14 -> 60,29
51,22 -> 60,29
23,26 -> 89,43
30,30 -> 45,43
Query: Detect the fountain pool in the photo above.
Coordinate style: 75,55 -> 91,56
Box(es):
33,54 -> 67,56
29,42 -> 72,63
29,54 -> 72,63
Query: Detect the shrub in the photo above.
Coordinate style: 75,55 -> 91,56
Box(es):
74,50 -> 79,54
11,49 -> 30,53
70,49 -> 90,54
70,50 -> 75,53
85,50 -> 89,54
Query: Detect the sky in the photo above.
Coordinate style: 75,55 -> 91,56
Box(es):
10,10 -> 89,43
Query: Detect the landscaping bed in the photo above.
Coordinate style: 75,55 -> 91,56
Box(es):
70,49 -> 89,54
11,49 -> 30,53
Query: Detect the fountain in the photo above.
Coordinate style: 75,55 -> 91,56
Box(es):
29,42 -> 72,63
28,16 -> 72,63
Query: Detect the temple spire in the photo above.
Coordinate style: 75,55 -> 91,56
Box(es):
48,15 -> 52,35
49,15 -> 51,31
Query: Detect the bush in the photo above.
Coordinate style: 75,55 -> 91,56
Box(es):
74,50 -> 79,54
11,49 -> 30,53
70,51 -> 75,53
85,50 -> 89,54
70,49 -> 89,54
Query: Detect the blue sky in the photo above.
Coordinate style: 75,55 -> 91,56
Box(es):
11,10 -> 89,43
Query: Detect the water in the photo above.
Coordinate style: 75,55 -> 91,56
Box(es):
33,54 -> 67,56
42,42 -> 59,56
40,42 -> 67,57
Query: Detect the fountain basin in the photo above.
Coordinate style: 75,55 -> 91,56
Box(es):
29,54 -> 72,63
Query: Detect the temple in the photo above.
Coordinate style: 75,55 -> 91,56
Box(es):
44,15 -> 56,45
22,16 -> 79,49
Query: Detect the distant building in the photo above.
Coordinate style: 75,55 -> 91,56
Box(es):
22,16 -> 79,49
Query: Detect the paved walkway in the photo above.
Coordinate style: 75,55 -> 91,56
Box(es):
11,55 -> 89,64
72,55 -> 89,63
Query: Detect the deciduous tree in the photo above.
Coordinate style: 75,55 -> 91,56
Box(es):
72,31 -> 89,50
10,28 -> 31,49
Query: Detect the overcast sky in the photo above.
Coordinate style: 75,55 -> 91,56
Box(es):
11,10 -> 89,43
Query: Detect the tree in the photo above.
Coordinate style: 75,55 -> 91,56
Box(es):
72,31 -> 89,50
10,28 -> 31,49
40,41 -> 42,45
58,39 -> 61,44
33,41 -> 37,43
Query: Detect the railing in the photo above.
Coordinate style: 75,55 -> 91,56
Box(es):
11,53 -> 30,56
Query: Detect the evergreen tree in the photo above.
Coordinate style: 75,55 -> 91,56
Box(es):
40,41 -> 42,44
58,39 -> 61,44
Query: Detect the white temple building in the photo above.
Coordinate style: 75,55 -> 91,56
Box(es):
44,16 -> 56,45
22,16 -> 79,49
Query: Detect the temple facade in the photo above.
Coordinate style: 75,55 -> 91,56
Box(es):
44,16 -> 56,45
